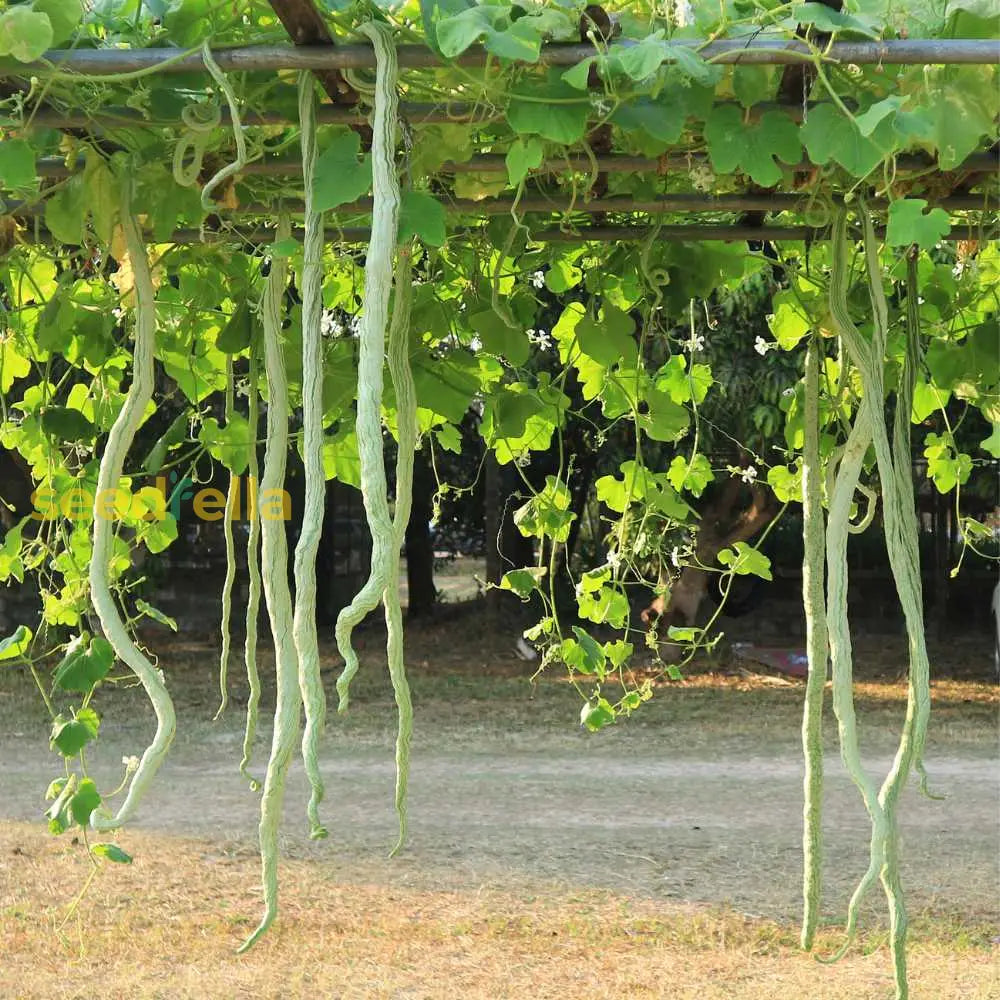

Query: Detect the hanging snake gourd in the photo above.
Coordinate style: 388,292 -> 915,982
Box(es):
89,180 -> 176,831
239,218 -> 301,953
292,70 -> 329,841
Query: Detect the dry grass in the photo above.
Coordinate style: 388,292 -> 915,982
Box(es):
1,822 -> 997,1000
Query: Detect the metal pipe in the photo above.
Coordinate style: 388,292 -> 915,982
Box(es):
17,221 -> 994,246
29,151 -> 999,179
3,39 -> 998,78
3,98 -> 850,130
8,193 -> 995,217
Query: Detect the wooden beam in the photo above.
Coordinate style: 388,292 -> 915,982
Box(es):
266,0 -> 357,104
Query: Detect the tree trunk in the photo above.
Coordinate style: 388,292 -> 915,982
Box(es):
642,478 -> 779,636
405,447 -> 437,618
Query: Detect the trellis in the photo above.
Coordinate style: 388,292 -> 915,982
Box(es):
1,34 -> 996,243
1,5 -> 997,999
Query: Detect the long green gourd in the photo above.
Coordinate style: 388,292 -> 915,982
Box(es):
292,70 -> 329,841
824,207 -> 934,999
333,23 -> 416,851
239,218 -> 301,954
799,336 -> 828,950
90,180 -> 176,830
335,21 -> 401,709
822,212 -> 891,962
240,345 -> 263,789
215,354 -> 237,720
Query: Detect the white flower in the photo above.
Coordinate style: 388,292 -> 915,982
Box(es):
606,549 -> 621,570
686,333 -> 706,353
112,307 -> 124,320
670,546 -> 682,569
740,465 -> 758,484
754,336 -> 776,356
349,315 -> 362,337
527,328 -> 552,350
530,270 -> 545,289
320,310 -> 344,338
674,0 -> 694,26
122,755 -> 140,773
235,378 -> 251,399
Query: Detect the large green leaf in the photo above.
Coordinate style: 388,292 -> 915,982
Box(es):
508,75 -> 590,145
705,106 -> 802,187
312,129 -> 372,211
0,7 -> 54,62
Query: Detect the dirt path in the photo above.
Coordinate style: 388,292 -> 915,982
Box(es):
3,672 -> 997,926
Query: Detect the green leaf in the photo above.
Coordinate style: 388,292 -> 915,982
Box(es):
577,584 -> 629,628
45,774 -> 76,833
911,380 -> 948,422
434,5 -> 495,57
513,475 -> 575,542
485,18 -> 542,62
398,190 -> 447,247
0,7 -> 54,62
44,176 -> 86,245
83,149 -> 118,246
198,414 -> 251,475
0,138 -> 36,190
666,453 -> 714,497
924,66 -> 998,170
718,542 -> 773,580
216,301 -> 254,353
981,422 -> 1000,459
576,309 -> 637,368
91,842 -> 133,864
135,599 -> 178,631
792,3 -> 881,37
886,199 -> 951,249
470,309 -> 530,366
52,635 -> 114,694
642,389 -> 689,442
799,103 -> 895,177
705,106 -> 802,187
610,95 -> 687,145
505,136 -> 544,186
508,75 -> 590,145
923,432 -> 972,493
854,96 -> 906,137
563,627 -> 606,676
579,697 -> 615,731
39,405 -> 97,442
665,44 -> 723,86
312,130 -> 372,211
499,566 -> 546,599
561,57 -> 594,90
768,290 -> 812,350
0,624 -> 32,661
50,707 -> 101,757
944,0 -> 1000,40
613,33 -> 667,81
69,778 -> 101,826
32,0 -> 82,45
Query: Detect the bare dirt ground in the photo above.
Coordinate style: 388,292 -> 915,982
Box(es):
1,608 -> 997,998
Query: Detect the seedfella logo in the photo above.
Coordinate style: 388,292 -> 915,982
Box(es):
31,471 -> 291,523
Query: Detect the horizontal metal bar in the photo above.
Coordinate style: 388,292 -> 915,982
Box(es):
8,193 -> 995,218
19,221 -> 994,246
4,38 -> 998,78
29,150 -> 999,180
5,98 -> 851,130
